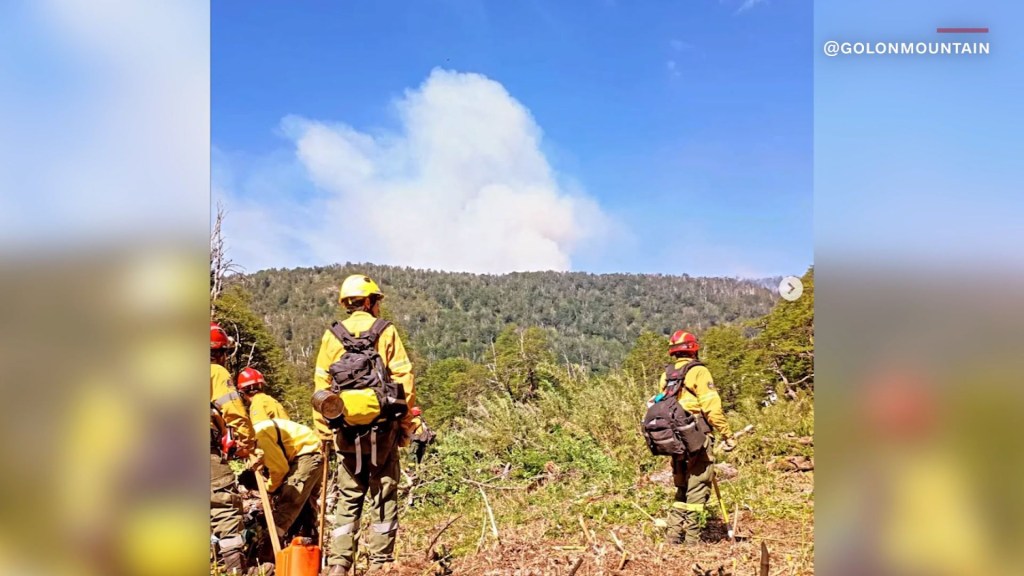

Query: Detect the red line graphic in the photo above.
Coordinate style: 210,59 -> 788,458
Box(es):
936,27 -> 989,33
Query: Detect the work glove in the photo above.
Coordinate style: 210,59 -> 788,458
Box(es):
721,438 -> 737,452
246,449 -> 265,471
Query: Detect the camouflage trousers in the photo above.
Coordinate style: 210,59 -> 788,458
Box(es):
327,447 -> 400,569
211,452 -> 247,572
667,448 -> 715,545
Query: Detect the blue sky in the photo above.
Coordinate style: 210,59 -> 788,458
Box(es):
212,0 -> 812,277
815,0 -> 1024,270
1,1 -> 209,247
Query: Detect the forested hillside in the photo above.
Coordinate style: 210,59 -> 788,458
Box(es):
212,257 -> 814,574
239,263 -> 779,372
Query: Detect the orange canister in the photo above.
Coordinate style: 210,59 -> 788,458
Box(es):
275,537 -> 321,576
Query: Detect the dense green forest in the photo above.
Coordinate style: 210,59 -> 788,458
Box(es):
213,263 -> 812,429
238,263 -> 780,373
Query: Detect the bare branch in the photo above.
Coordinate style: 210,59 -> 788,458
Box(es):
424,515 -> 462,561
246,341 -> 257,368
210,202 -> 242,316
789,373 -> 814,387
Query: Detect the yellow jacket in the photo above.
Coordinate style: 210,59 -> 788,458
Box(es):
312,310 -> 415,438
248,392 -> 289,424
253,418 -> 322,493
658,359 -> 733,439
211,364 -> 254,451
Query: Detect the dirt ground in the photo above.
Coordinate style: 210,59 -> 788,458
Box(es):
373,515 -> 813,576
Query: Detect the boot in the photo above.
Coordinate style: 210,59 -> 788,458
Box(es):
322,565 -> 350,576
247,562 -> 276,576
683,508 -> 704,545
665,509 -> 687,545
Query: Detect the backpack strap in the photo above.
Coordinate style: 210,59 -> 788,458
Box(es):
365,318 -> 392,344
328,318 -> 392,348
370,428 -> 378,468
365,318 -> 393,378
272,419 -> 289,460
354,436 -> 363,475
664,361 -> 705,398
663,364 -> 682,397
328,321 -> 359,349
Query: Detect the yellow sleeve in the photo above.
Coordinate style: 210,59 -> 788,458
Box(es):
251,394 -> 289,424
657,371 -> 668,394
272,397 -> 289,421
211,365 -> 254,450
249,393 -> 278,422
254,424 -> 289,493
312,329 -> 340,437
249,395 -> 264,424
380,325 -> 415,427
280,420 -> 322,459
688,366 -> 733,438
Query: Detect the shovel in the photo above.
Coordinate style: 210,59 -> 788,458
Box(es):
710,425 -> 754,542
710,470 -> 733,540
250,454 -> 283,556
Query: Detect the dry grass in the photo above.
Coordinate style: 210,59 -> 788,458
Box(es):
393,460 -> 814,576
383,515 -> 813,575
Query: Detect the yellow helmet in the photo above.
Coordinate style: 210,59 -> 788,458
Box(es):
339,274 -> 383,303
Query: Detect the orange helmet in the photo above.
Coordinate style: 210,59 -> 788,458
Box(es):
236,367 -> 265,394
211,322 -> 232,350
668,330 -> 699,354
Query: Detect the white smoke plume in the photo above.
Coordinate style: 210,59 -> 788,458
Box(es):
218,68 -> 611,273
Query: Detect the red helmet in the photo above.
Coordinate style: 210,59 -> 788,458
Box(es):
236,367 -> 265,394
668,330 -> 699,354
410,406 -> 422,417
211,322 -> 232,350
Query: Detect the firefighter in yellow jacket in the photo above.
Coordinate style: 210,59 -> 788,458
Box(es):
653,330 -> 735,545
210,322 -> 256,574
313,274 -> 416,574
252,418 -> 324,544
237,367 -> 290,423
408,406 -> 437,465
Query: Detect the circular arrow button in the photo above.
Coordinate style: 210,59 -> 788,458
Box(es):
779,276 -> 804,301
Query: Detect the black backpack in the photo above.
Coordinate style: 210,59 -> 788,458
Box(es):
326,318 -> 408,472
411,421 -> 436,445
641,362 -> 708,457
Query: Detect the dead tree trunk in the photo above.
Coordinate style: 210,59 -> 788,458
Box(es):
210,202 -> 239,316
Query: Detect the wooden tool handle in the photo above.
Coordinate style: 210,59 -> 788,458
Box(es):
318,445 -> 331,557
251,456 -> 282,556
